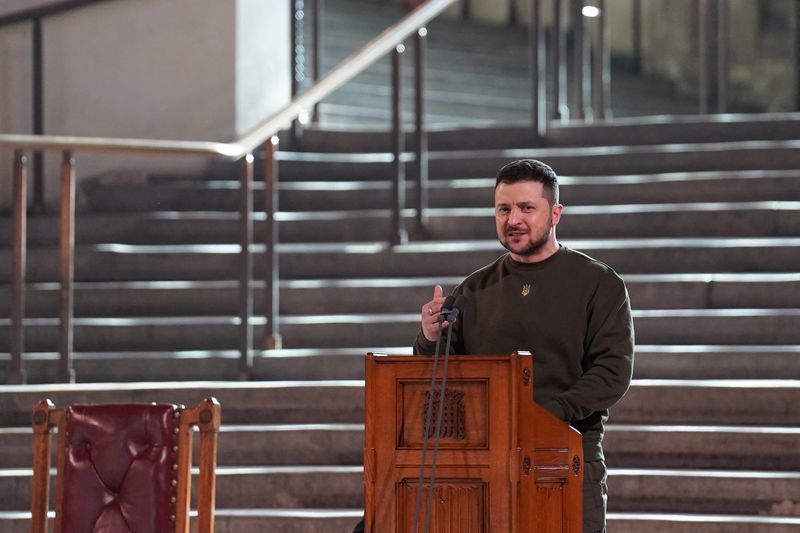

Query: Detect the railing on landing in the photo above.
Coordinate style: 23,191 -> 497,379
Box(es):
0,0 -> 753,384
0,0 -> 462,384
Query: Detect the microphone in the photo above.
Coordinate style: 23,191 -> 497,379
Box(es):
436,295 -> 456,323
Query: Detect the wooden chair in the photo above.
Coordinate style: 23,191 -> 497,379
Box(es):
30,397 -> 220,533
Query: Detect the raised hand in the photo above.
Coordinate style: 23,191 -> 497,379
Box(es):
421,284 -> 448,342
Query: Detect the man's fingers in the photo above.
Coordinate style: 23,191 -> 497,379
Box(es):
433,284 -> 443,300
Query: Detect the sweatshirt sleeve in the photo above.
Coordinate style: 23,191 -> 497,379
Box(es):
413,330 -> 436,354
543,272 -> 635,422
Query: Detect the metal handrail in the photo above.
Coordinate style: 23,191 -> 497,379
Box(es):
238,0 -> 455,153
0,0 -> 112,27
2,0 -> 457,384
0,134 -> 243,158
0,0 -> 455,157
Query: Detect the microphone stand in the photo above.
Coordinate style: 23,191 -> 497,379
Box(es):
414,295 -> 465,533
422,313 -> 457,533
411,297 -> 454,533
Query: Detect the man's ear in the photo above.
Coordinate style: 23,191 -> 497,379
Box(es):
551,203 -> 564,225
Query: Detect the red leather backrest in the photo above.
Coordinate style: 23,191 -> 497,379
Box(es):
59,403 -> 180,533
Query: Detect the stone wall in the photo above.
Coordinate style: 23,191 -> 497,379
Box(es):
0,0 -> 291,210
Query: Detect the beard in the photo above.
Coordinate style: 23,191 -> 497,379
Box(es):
499,214 -> 553,258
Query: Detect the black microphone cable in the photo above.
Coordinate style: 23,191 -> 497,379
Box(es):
412,294 -> 454,533
422,295 -> 468,533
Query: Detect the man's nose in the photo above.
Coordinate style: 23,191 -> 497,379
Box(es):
508,207 -> 522,224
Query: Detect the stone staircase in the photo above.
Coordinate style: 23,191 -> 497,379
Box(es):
2,0 -> 800,530
2,118 -> 800,531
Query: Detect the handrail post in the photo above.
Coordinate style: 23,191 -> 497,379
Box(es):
412,28 -> 428,239
796,1 -> 800,112
238,153 -> 255,379
552,0 -> 569,120
717,0 -> 729,114
9,151 -> 28,384
591,0 -> 611,119
571,0 -> 588,120
530,0 -> 546,136
263,137 -> 282,350
290,0 -> 307,141
391,43 -> 408,245
312,0 -> 323,123
32,18 -> 45,212
58,151 -> 76,383
697,0 -> 711,115
631,0 -> 642,74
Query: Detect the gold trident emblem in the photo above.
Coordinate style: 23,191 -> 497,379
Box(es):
521,283 -> 531,297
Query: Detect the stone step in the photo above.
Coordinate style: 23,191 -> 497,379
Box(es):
0,465 -> 797,516
607,514 -> 800,533
0,510 -> 364,533
608,468 -> 800,516
617,379 -> 800,426
316,98 -> 524,127
603,424 -> 800,470
79,170 -> 800,213
1,308 -> 799,352
0,379 -> 797,428
3,344 -> 799,384
0,381 -> 365,427
5,202 -> 799,247
2,511 -> 798,533
629,345 -> 800,380
3,421 -> 798,471
0,465 -> 364,511
1,274 -> 798,319
294,118 -> 800,153
2,238 -> 799,283
269,141 -> 800,181
0,422 -> 365,469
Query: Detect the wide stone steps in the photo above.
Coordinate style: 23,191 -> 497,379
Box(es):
266,142 -> 800,181
1,273 -> 798,318
2,238 -> 800,284
1,309 -> 799,352
294,118 -> 800,153
309,0 -> 703,124
4,201 -> 800,247
1,373 -> 799,524
1,511 -> 798,533
3,421 -> 798,471
1,379 -> 798,429
74,170 -> 800,213
3,344 -> 799,384
0,464 -> 797,517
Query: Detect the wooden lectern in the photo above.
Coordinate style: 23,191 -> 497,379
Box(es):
363,353 -> 583,532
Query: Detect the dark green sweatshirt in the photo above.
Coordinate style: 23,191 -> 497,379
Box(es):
413,245 -> 635,461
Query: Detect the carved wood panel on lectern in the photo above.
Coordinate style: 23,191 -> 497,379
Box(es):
398,479 -> 486,533
398,380 -> 488,449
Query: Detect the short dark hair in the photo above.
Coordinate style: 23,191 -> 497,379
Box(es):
495,159 -> 559,205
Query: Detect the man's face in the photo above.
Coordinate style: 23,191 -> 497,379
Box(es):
495,180 -> 562,261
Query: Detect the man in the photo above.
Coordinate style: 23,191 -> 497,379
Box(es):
414,159 -> 634,533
